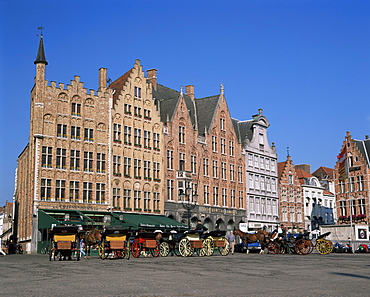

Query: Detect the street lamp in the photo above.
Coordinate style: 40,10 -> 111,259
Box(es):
180,187 -> 198,230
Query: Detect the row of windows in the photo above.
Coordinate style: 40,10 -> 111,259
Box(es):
280,189 -> 302,203
338,176 -> 365,193
280,205 -> 303,222
112,156 -> 160,180
249,196 -> 278,216
166,179 -> 244,208
248,173 -> 277,192
40,179 -> 106,204
42,147 -> 106,172
247,153 -> 276,172
113,124 -> 160,149
112,187 -> 160,211
56,124 -> 96,141
166,150 -> 243,182
339,199 -> 367,217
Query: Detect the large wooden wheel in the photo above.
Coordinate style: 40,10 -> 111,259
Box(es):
178,238 -> 192,257
294,239 -> 314,255
202,238 -> 214,256
315,239 -> 334,255
159,242 -> 170,257
98,239 -> 108,259
267,241 -> 281,254
218,238 -> 230,256
131,241 -> 141,258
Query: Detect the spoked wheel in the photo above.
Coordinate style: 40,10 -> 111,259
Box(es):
131,241 -> 141,258
202,238 -> 214,257
150,241 -> 160,257
218,238 -> 230,256
178,238 -> 192,257
267,241 -> 281,254
49,240 -> 56,261
294,239 -> 314,255
315,239 -> 334,255
159,242 -> 170,257
98,239 -> 108,259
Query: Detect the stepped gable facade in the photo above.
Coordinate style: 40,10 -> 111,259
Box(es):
277,156 -> 304,231
335,132 -> 370,224
152,76 -> 246,230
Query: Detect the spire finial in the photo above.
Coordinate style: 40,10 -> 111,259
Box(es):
287,146 -> 290,157
180,86 -> 183,95
34,27 -> 48,65
220,83 -> 224,95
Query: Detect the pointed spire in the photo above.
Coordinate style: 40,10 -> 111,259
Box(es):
34,34 -> 48,65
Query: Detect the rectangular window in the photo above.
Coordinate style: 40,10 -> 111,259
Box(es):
84,128 -> 93,142
249,196 -> 255,213
56,148 -> 66,169
124,189 -> 131,209
124,104 -> 131,114
144,109 -> 151,120
57,124 -> 67,138
238,166 -> 243,183
220,118 -> 225,131
123,157 -> 131,177
213,187 -> 219,205
271,160 -> 276,172
265,158 -> 270,171
255,175 -> 260,190
212,136 -> 217,152
260,157 -> 264,169
239,191 -> 244,209
203,158 -> 209,176
114,124 -> 121,142
153,162 -> 160,180
69,181 -> 79,202
70,150 -> 80,171
71,103 -> 81,116
97,153 -> 106,173
96,183 -> 105,204
42,146 -> 52,168
229,141 -> 234,156
113,155 -> 121,176
144,131 -> 151,148
221,162 -> 227,180
134,190 -> 141,209
167,179 -> 174,201
134,87 -> 141,98
144,191 -> 151,211
113,187 -> 121,208
222,188 -> 227,206
179,153 -> 185,171
191,155 -> 197,174
83,182 -> 93,203
248,154 -> 253,167
167,150 -> 173,170
179,126 -> 185,144
40,178 -> 51,201
221,138 -> 226,155
71,126 -> 81,140
153,133 -> 160,150
134,159 -> 141,178
144,160 -> 151,180
230,164 -> 235,181
124,126 -> 131,144
213,160 -> 218,178
254,155 -> 259,168
204,185 -> 210,204
231,189 -> 236,208
134,106 -> 142,117
84,152 -> 93,172
153,192 -> 160,211
134,128 -> 141,146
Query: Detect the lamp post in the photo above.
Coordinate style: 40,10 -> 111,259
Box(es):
180,187 -> 198,230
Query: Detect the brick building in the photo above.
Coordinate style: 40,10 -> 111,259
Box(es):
335,132 -> 370,225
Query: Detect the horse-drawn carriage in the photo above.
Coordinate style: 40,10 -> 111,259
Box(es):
49,225 -> 81,261
131,231 -> 161,258
98,226 -> 131,260
267,231 -> 314,255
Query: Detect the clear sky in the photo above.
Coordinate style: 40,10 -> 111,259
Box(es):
0,0 -> 369,206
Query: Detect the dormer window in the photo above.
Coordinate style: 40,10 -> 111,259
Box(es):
134,87 -> 141,98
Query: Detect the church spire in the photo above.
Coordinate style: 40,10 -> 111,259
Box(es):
34,31 -> 48,65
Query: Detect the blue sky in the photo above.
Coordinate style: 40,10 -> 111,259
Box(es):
0,0 -> 369,206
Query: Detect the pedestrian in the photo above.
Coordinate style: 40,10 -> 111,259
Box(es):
226,230 -> 236,254
194,220 -> 208,232
80,239 -> 86,257
0,237 -> 6,256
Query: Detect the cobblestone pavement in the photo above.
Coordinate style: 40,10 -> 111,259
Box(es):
0,252 -> 369,297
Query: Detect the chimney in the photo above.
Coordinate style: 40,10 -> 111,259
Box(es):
147,69 -> 157,91
365,135 -> 369,140
185,85 -> 194,100
98,68 -> 107,90
295,164 -> 311,174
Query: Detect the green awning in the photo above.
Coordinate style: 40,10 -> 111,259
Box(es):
120,213 -> 186,230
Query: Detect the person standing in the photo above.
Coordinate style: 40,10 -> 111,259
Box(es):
0,237 -> 6,256
226,230 -> 236,254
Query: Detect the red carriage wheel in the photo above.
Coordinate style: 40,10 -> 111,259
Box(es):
131,241 -> 141,258
150,242 -> 160,257
267,241 -> 281,254
294,239 -> 313,255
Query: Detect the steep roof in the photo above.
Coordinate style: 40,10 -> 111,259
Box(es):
109,69 -> 132,104
354,138 -> 370,166
296,168 -> 314,185
194,95 -> 220,136
312,166 -> 334,179
278,161 -> 287,178
34,35 -> 48,65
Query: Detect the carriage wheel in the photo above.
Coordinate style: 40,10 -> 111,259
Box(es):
159,242 -> 170,257
218,238 -> 230,256
202,238 -> 214,257
178,238 -> 192,257
294,239 -> 314,255
49,240 -> 56,261
98,239 -> 107,260
315,239 -> 334,255
267,241 -> 281,254
131,241 -> 141,258
150,241 -> 160,257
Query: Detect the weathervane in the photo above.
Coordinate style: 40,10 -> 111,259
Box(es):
37,26 -> 44,36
